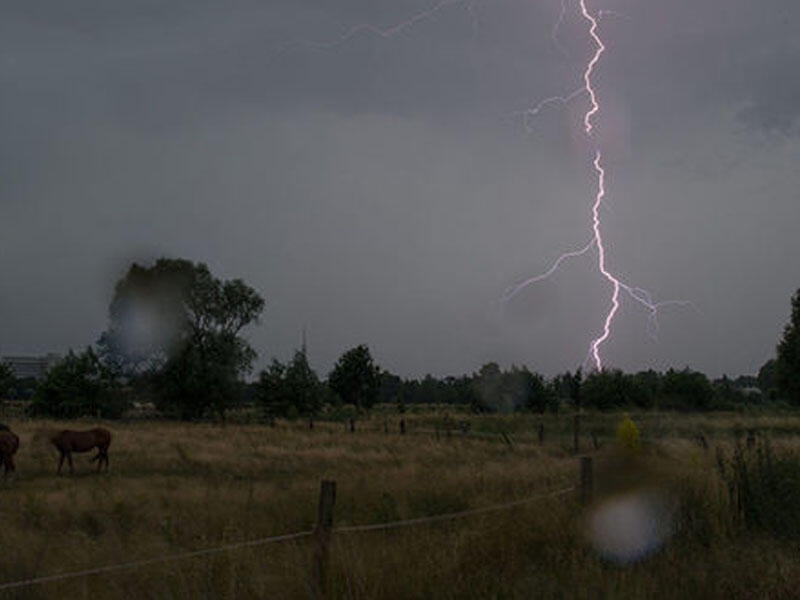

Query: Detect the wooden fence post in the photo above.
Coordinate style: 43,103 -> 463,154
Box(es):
573,414 -> 580,454
349,418 -> 355,433
579,456 -> 593,506
537,423 -> 544,445
312,480 -> 336,599
400,419 -> 406,435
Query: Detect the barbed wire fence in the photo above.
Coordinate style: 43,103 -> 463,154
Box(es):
0,473 -> 585,594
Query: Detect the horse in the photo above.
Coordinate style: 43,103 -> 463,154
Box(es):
0,430 -> 20,477
50,428 -> 112,474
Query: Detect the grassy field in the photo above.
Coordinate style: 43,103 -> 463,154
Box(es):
1,412 -> 800,599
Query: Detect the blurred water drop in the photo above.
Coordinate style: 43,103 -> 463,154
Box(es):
589,490 -> 673,564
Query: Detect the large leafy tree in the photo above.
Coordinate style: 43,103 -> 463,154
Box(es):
29,348 -> 126,418
99,258 -> 265,419
777,290 -> 800,404
328,345 -> 381,412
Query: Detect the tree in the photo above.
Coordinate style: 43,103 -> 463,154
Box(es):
628,370 -> 659,409
777,290 -> 800,404
98,258 -> 265,419
473,362 -> 503,413
758,359 -> 778,400
0,362 -> 14,415
0,362 -> 14,401
554,369 -> 582,409
581,369 -> 650,410
521,369 -> 554,414
256,359 -> 292,422
283,349 -> 323,417
328,345 -> 381,412
660,368 -> 714,410
29,348 -> 127,418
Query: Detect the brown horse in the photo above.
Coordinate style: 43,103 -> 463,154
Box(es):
51,428 -> 112,474
0,430 -> 20,476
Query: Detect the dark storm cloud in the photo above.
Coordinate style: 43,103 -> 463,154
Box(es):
2,0 -> 800,378
3,0 -> 796,128
1,0 -> 567,129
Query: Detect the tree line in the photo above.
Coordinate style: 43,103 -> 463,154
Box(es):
2,257 -> 800,420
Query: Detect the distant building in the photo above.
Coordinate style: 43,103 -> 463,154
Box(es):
2,353 -> 62,380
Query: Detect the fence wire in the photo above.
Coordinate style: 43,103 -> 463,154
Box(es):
0,530 -> 314,592
0,485 -> 573,592
336,486 -> 574,533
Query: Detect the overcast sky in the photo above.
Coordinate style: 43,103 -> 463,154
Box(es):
2,0 -> 799,379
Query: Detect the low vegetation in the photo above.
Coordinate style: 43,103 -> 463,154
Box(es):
2,411 -> 800,598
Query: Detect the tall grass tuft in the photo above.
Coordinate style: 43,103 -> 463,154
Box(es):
717,438 -> 800,538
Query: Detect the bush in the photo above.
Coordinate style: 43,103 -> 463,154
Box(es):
28,348 -> 128,419
616,414 -> 641,452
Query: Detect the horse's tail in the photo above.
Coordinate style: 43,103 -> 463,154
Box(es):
97,427 -> 112,448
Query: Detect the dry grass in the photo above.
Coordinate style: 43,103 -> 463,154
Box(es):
1,412 -> 799,599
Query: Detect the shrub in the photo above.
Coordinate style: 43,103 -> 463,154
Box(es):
616,414 -> 641,452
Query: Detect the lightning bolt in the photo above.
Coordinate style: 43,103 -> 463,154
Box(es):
504,0 -> 693,372
267,0 -> 477,63
580,0 -> 620,370
258,0 -> 691,372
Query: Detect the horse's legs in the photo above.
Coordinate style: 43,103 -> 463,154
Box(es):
57,451 -> 65,475
67,452 -> 74,474
95,445 -> 110,472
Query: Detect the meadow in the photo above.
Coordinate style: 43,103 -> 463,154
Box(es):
1,410 -> 800,599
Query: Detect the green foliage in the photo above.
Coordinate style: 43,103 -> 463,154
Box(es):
28,348 -> 128,418
99,258 -> 265,419
615,414 -> 641,452
581,369 -> 650,410
256,350 -> 323,420
154,332 -> 253,419
660,368 -> 714,410
328,345 -> 381,412
777,290 -> 800,404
